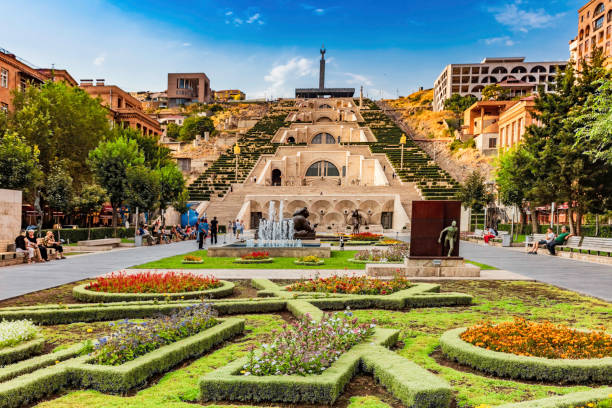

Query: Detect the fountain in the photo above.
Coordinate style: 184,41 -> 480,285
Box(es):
207,201 -> 331,258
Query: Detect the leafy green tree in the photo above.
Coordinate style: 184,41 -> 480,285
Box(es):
495,147 -> 534,234
178,116 -> 214,142
74,183 -> 108,239
115,127 -> 172,169
172,189 -> 190,217
443,94 -> 477,115
575,79 -> 612,165
0,131 -> 41,193
166,122 -> 181,140
45,161 -> 74,214
157,164 -> 185,224
481,84 -> 510,101
88,136 -> 144,227
126,165 -> 160,216
10,81 -> 110,187
458,170 -> 494,214
0,111 -> 7,137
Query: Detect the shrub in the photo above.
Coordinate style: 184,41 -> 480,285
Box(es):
0,319 -> 40,349
461,318 -> 612,359
85,271 -> 222,293
241,251 -> 270,260
93,302 -> 218,365
384,245 -> 408,262
349,232 -> 382,241
287,275 -> 412,295
297,255 -> 320,263
242,310 -> 376,376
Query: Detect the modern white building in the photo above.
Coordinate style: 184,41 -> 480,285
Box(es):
433,57 -> 567,112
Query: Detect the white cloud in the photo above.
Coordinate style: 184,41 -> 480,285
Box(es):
225,11 -> 233,16
488,1 -> 564,33
233,17 -> 243,25
483,36 -> 516,46
344,72 -> 373,86
263,57 -> 315,97
93,53 -> 106,66
182,42 -> 191,47
247,13 -> 260,24
314,8 -> 325,14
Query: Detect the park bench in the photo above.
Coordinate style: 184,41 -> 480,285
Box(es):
557,236 -> 582,252
525,233 -> 547,248
467,229 -> 484,240
573,237 -> 612,256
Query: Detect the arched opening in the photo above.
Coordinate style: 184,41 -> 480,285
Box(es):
481,76 -> 498,84
271,169 -> 282,186
471,85 -> 485,93
530,65 -> 546,73
595,2 -> 605,15
500,75 -> 518,82
311,133 -> 336,144
306,161 -> 340,177
510,66 -> 527,74
608,10 -> 612,22
491,66 -> 508,74
315,116 -> 333,123
580,29 -> 585,40
287,136 -> 295,144
319,104 -> 332,109
521,75 -> 537,83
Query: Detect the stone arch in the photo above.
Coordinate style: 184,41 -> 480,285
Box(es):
530,65 -> 546,73
305,160 -> 341,177
471,85 -> 484,93
335,200 -> 357,214
324,212 -> 343,226
315,116 -> 333,123
521,75 -> 537,83
491,66 -> 508,74
510,66 -> 527,74
358,200 -> 382,214
500,75 -> 517,82
286,200 -> 309,214
481,76 -> 497,84
287,136 -> 295,144
319,103 -> 332,109
311,133 -> 336,144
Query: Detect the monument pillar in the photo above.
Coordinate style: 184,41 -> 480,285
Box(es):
319,46 -> 326,90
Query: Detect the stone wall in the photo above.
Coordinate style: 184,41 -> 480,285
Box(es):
0,189 -> 22,251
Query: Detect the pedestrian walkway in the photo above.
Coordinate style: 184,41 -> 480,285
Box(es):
0,240 -> 199,300
460,242 -> 612,302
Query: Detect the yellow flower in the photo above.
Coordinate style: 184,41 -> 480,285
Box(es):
55,360 -> 60,364
240,370 -> 246,374
609,393 -> 612,398
86,328 -> 93,333
587,403 -> 594,407
181,296 -> 185,299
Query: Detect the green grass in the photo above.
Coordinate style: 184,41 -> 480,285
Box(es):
465,260 -> 499,270
133,250 -> 365,270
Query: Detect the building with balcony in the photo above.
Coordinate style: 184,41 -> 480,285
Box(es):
570,1 -> 612,69
0,48 -> 47,112
498,96 -> 539,150
80,79 -> 161,136
461,100 -> 518,155
433,57 -> 567,112
167,73 -> 211,107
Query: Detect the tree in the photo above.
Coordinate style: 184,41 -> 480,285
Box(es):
0,131 -> 41,193
166,122 -> 181,140
45,161 -> 75,215
178,116 -> 214,142
172,189 -> 190,217
157,164 -> 185,224
458,171 -> 495,230
74,183 -> 107,239
116,127 -> 172,169
88,136 -> 144,228
481,84 -> 510,101
126,165 -> 160,216
10,81 -> 110,188
443,94 -> 477,115
575,79 -> 612,165
495,147 -> 534,235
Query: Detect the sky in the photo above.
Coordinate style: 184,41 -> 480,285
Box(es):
2,0 -> 585,99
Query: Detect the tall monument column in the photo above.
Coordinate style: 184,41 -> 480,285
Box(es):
319,46 -> 326,90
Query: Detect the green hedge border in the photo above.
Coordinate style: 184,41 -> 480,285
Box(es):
199,328 -> 402,405
0,337 -> 45,367
71,318 -> 244,393
72,280 -> 235,303
181,260 -> 204,264
440,328 -> 612,383
232,258 -> 274,264
0,343 -> 82,383
293,260 -> 324,266
496,387 -> 612,407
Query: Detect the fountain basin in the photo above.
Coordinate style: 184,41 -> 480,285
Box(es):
207,244 -> 331,258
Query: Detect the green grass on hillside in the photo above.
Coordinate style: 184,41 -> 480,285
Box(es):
133,250 -> 365,270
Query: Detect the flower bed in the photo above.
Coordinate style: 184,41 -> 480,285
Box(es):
374,239 -> 405,246
349,232 -> 382,242
461,318 -> 612,359
234,251 -> 274,264
0,319 -> 40,349
85,271 -> 223,294
293,255 -> 324,265
352,246 -> 407,263
182,255 -> 203,264
93,302 -> 218,365
286,275 -> 412,295
242,311 -> 376,376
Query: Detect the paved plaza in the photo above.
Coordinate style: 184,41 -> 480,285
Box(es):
0,239 -> 610,302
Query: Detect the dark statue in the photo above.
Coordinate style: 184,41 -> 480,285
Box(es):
351,209 -> 361,233
438,220 -> 458,257
293,207 -> 316,239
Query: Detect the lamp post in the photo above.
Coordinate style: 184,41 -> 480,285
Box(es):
233,143 -> 241,183
400,134 -> 406,170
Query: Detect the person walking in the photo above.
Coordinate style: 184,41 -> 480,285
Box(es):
197,218 -> 208,249
210,216 -> 219,245
238,220 -> 245,240
233,219 -> 238,238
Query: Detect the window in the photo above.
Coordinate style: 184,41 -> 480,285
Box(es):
595,16 -> 605,30
311,133 -> 336,144
491,66 -> 508,74
0,69 -> 7,88
488,138 -> 497,149
305,161 -> 340,177
595,3 -> 605,16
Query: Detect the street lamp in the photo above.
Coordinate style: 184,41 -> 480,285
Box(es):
399,134 -> 407,170
233,143 -> 241,183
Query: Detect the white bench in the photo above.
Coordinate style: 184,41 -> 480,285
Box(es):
575,237 -> 612,256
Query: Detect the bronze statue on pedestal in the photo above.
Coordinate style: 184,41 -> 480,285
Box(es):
438,220 -> 458,257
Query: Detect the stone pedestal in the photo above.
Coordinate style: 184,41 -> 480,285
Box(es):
366,257 -> 480,278
0,189 -> 22,252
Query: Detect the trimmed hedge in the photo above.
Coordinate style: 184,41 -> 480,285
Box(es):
0,337 -> 45,367
497,387 -> 612,407
286,300 -> 324,322
0,343 -> 82,383
440,328 -> 612,383
71,318 -> 244,393
40,227 -> 136,244
199,328 -> 400,405
232,258 -> 274,264
71,280 -> 235,303
361,345 -> 452,408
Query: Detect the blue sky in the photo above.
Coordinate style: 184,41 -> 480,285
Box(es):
2,0 -> 584,99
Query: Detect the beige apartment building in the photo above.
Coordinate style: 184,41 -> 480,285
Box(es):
498,96 -> 539,149
433,57 -> 567,112
570,0 -> 612,69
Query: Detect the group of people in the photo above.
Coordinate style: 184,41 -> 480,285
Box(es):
195,218 -> 245,249
137,221 -> 196,246
15,230 -> 65,264
526,226 -> 573,255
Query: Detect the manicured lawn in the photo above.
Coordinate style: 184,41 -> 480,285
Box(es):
465,260 -> 499,270
30,280 -> 612,408
132,249 -> 365,270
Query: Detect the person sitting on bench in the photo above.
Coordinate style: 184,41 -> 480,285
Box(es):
43,231 -> 65,259
547,226 -> 573,255
527,228 -> 555,255
15,231 -> 36,264
483,226 -> 497,244
138,224 -> 154,245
